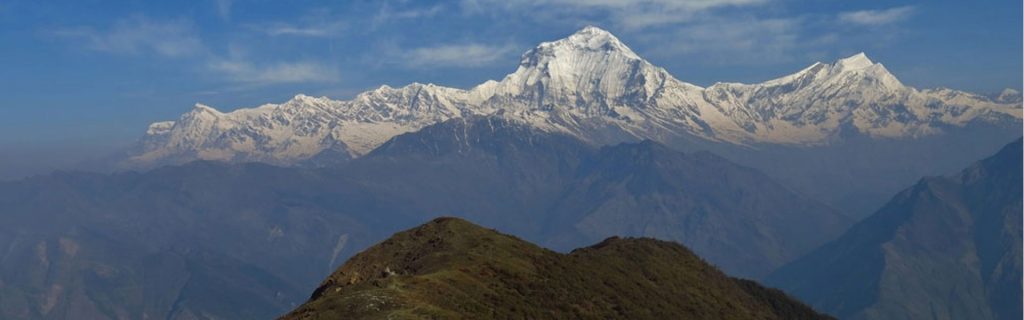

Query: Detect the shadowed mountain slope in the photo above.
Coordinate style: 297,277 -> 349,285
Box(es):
766,138 -> 1023,320
345,116 -> 851,278
0,163 -> 395,319
0,117 -> 849,318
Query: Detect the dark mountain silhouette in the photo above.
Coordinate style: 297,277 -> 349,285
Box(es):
0,163 -> 392,319
345,116 -> 851,278
766,138 -> 1023,320
0,117 -> 849,318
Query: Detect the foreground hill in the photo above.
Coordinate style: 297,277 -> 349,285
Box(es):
766,138 -> 1023,320
283,217 -> 832,320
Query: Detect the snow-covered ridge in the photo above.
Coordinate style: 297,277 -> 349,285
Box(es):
123,26 -> 1022,168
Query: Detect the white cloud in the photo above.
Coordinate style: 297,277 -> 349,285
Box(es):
209,58 -> 339,85
643,16 -> 803,65
54,16 -> 203,57
839,6 -> 915,26
461,0 -> 769,29
251,9 -> 346,38
398,43 -> 518,68
463,0 -> 764,11
545,0 -> 766,11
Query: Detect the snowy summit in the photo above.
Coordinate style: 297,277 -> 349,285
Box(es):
122,26 -> 1023,168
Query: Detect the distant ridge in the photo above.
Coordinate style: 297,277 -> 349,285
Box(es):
767,138 -> 1023,320
345,116 -> 851,278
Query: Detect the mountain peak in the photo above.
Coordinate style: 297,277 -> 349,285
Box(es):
377,216 -> 485,244
834,52 -> 875,71
492,26 -> 669,111
525,26 -> 639,63
190,103 -> 222,115
291,93 -> 317,102
826,52 -> 904,89
426,216 -> 473,227
996,88 -> 1023,103
285,93 -> 336,107
576,25 -> 612,35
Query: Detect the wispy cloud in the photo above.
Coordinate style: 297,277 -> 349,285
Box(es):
52,14 -> 339,86
396,43 -> 518,68
373,3 -> 444,27
209,58 -> 339,85
53,16 -> 203,57
462,0 -> 765,11
455,1 -> 917,67
461,0 -> 770,30
839,6 -> 915,26
546,0 -> 768,16
250,9 -> 346,37
258,22 -> 342,37
642,16 -> 805,65
213,0 -> 233,21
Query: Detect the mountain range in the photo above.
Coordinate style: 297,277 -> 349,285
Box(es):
117,26 -> 1022,217
767,138 -> 1022,320
282,217 -> 833,319
125,27 -> 1020,167
1,25 -> 1019,320
0,116 -> 850,319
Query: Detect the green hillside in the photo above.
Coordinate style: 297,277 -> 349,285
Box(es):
283,217 -> 831,320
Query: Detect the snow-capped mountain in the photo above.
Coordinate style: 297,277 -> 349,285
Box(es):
995,88 -> 1022,104
123,26 -> 1022,168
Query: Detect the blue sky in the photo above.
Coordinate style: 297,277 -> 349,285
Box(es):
0,0 -> 1021,178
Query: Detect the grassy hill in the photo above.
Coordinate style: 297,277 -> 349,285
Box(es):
283,217 -> 832,319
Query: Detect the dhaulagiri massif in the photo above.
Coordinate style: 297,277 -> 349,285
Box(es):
127,26 -> 1020,167
119,26 -> 1022,217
